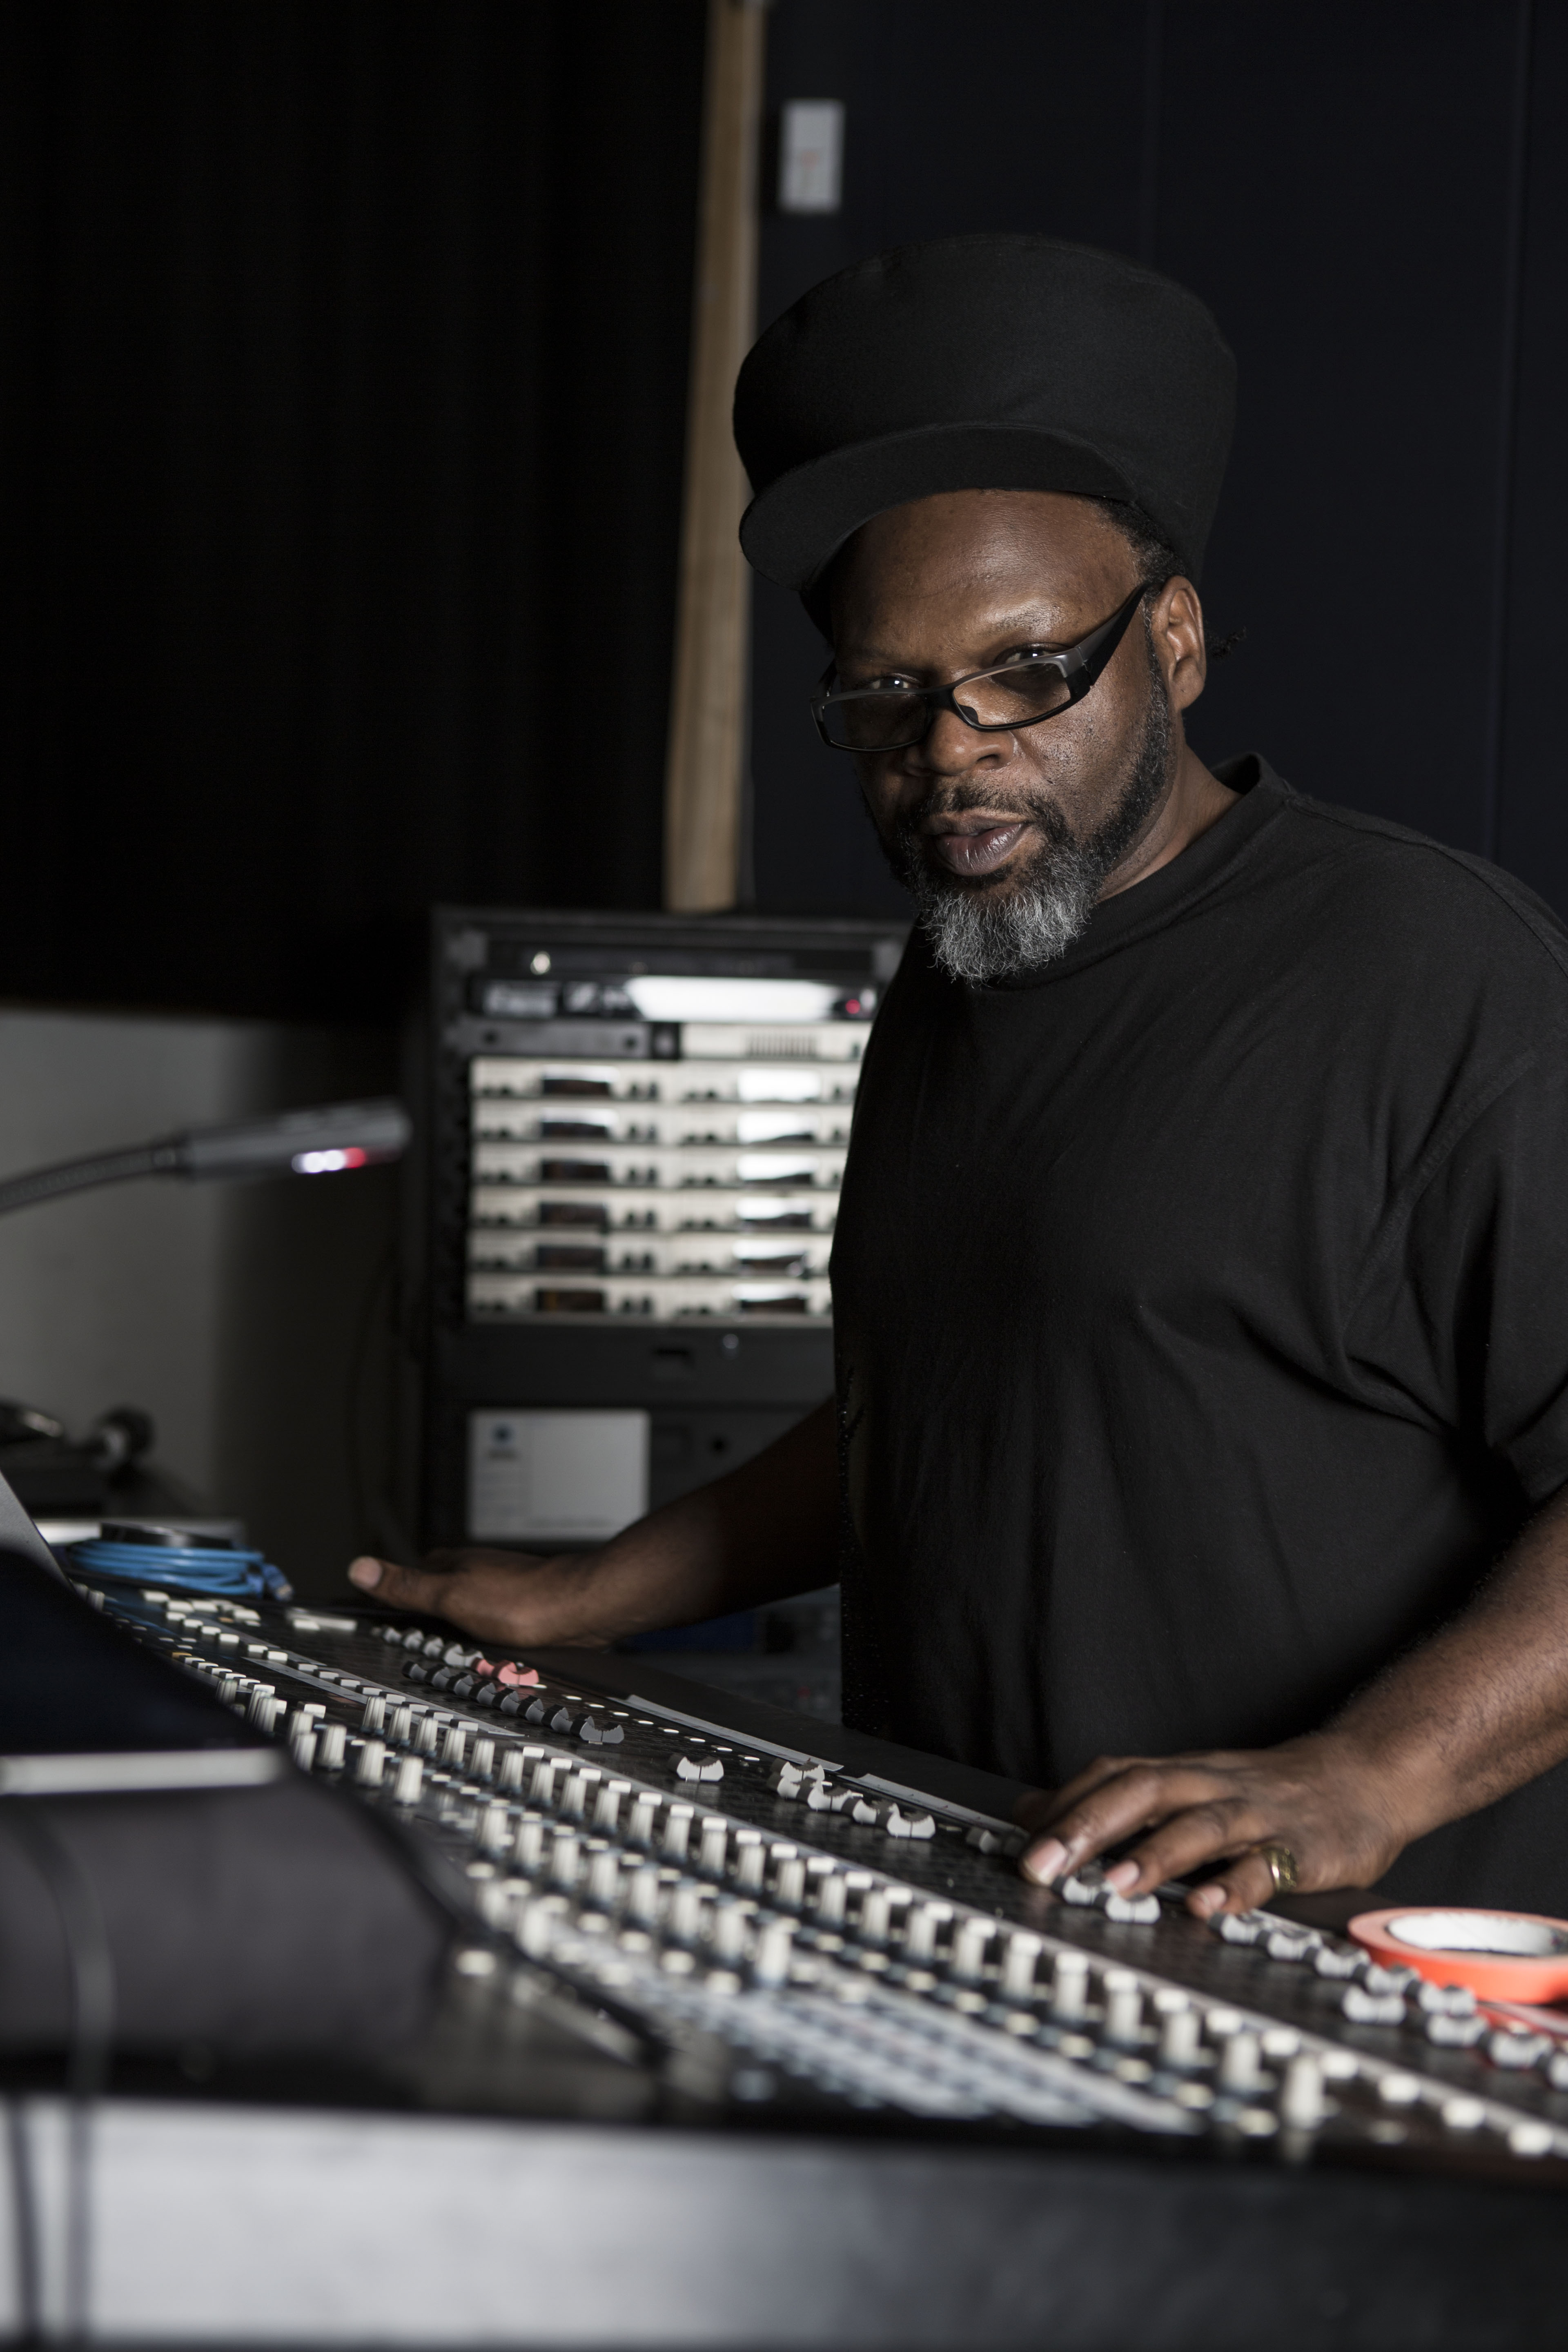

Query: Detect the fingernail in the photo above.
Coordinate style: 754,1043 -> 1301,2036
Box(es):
347,1557 -> 382,1590
1191,1884 -> 1224,1919
1103,1860 -> 1139,1893
1021,1836 -> 1068,1886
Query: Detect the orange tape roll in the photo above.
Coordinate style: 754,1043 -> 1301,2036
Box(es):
1349,1907 -> 1568,2004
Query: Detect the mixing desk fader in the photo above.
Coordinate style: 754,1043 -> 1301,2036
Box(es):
68,1570 -> 1568,2183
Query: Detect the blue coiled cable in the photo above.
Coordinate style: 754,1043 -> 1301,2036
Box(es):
68,1538 -> 292,1601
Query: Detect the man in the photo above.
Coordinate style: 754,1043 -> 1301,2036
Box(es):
352,237 -> 1568,1920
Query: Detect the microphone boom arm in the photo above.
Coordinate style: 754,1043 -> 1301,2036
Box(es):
0,1100 -> 411,1219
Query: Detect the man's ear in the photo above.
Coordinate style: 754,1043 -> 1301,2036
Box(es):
1154,577 -> 1207,713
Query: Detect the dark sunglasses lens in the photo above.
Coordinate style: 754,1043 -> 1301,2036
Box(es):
820,690 -> 926,751
956,662 -> 1073,726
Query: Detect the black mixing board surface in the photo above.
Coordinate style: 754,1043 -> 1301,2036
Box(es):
75,1572 -> 1568,2186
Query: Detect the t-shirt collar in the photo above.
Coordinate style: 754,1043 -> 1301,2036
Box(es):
980,751 -> 1290,991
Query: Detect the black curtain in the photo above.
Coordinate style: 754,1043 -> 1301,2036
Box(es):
0,1 -> 704,1021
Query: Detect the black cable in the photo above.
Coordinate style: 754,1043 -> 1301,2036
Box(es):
0,1144 -> 182,1220
5,1804 -> 116,2346
1480,0 -> 1535,866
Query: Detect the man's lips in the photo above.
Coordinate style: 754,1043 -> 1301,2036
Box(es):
926,820 -> 1029,878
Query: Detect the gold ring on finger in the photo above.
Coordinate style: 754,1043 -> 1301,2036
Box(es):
1255,1840 -> 1298,1896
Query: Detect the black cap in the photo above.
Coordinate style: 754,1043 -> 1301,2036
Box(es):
735,234 -> 1236,595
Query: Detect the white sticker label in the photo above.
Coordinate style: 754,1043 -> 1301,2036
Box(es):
779,100 -> 845,214
467,1409 -> 649,1544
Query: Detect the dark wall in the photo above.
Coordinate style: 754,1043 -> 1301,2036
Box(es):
752,0 -> 1568,923
0,0 -> 704,1021
6,4 -> 1564,1011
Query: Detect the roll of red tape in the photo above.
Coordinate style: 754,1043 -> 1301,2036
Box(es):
1349,1906 -> 1568,2003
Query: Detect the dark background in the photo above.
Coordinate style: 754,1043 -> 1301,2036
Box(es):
0,0 -> 705,1020
2,0 -> 1564,1014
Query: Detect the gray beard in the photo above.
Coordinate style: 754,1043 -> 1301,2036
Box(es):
889,652 -> 1174,986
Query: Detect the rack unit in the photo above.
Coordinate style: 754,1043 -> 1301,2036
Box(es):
418,910 -> 906,1564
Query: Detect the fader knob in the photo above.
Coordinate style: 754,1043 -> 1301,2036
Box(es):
773,1853 -> 806,1910
752,1918 -> 794,1989
1049,1950 -> 1089,2022
670,1883 -> 706,1944
903,1900 -> 951,1962
815,1873 -> 849,1928
1218,2029 -> 1262,2096
1281,2052 -> 1326,2130
594,1780 -> 630,1831
710,1902 -> 748,1964
1000,1932 -> 1042,2000
1155,1993 -> 1200,2070
626,1864 -> 662,1924
860,1889 -> 893,1945
587,1846 -> 621,1909
951,1918 -> 992,1981
1103,1970 -> 1143,2047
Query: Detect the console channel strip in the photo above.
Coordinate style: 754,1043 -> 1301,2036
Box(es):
77,1571 -> 1568,2181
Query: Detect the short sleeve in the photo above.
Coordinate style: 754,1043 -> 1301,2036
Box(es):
1346,1044 -> 1568,1506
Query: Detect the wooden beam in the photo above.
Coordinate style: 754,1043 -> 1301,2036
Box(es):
664,0 -> 768,913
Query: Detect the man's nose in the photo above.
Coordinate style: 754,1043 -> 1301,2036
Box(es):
913,701 -> 1009,777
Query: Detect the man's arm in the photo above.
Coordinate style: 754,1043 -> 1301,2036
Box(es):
346,1397 -> 839,1649
1017,1480 -> 1568,1917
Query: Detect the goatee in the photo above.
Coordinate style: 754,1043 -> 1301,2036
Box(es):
887,646 -> 1174,985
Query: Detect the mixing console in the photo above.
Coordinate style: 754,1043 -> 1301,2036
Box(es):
71,1570 -> 1568,2185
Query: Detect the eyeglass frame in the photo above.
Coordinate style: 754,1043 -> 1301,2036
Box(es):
809,577 -> 1159,754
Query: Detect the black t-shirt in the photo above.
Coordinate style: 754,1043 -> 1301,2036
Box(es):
831,756 -> 1568,1910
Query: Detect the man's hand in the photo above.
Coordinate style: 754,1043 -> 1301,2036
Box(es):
344,1397 -> 841,1655
347,1547 -> 604,1648
1015,1487 -> 1568,1917
1014,1731 -> 1412,1919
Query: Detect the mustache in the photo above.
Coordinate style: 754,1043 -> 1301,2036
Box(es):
900,784 -> 1075,853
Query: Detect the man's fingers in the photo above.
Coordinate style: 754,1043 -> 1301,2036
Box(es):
345,1544 -> 588,1646
348,1554 -> 450,1615
1186,1848 -> 1281,1920
1019,1764 -> 1228,1885
1094,1799 -> 1271,1899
